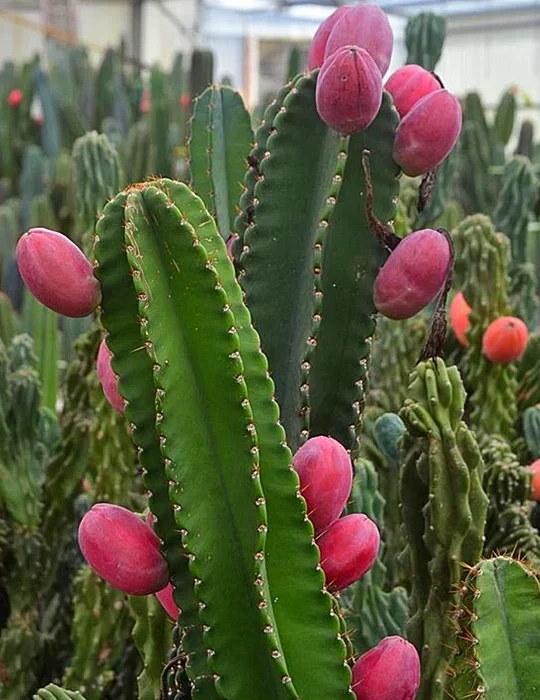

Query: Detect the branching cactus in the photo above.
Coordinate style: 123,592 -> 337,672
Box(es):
399,358 -> 488,700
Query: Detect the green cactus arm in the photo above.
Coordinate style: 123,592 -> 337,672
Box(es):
94,194 -> 216,697
34,684 -> 87,700
189,85 -> 254,241
308,95 -> 399,452
493,87 -> 517,146
162,179 -> 353,698
467,557 -> 540,698
405,12 -> 446,71
524,405 -> 540,459
129,594 -> 173,700
232,81 -> 293,260
240,72 -> 342,451
149,66 -> 170,177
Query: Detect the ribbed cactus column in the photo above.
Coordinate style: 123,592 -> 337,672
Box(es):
405,12 -> 446,71
399,358 -> 488,700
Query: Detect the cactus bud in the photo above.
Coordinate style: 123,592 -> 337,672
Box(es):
16,227 -> 101,317
316,46 -> 383,136
78,503 -> 169,596
352,635 -> 421,700
393,89 -> 462,176
155,582 -> 180,621
316,513 -> 379,592
384,64 -> 440,118
96,338 -> 125,414
292,436 -> 352,535
307,6 -> 352,71
8,88 -> 23,108
449,291 -> 471,347
324,4 -> 394,76
482,316 -> 529,364
374,229 -> 452,320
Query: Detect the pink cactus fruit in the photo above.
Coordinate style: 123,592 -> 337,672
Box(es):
316,46 -> 383,135
139,90 -> 151,114
352,635 -> 421,700
316,513 -> 380,592
78,503 -> 169,596
292,436 -> 352,535
384,64 -> 440,118
8,88 -> 23,108
96,338 -> 125,414
374,229 -> 451,320
307,5 -> 353,71
16,227 -> 101,317
155,583 -> 180,621
324,4 -> 394,76
393,89 -> 462,177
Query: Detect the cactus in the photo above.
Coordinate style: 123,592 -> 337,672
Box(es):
515,119 -> 534,159
405,12 -> 446,72
35,684 -> 87,700
189,49 -> 214,103
399,358 -> 488,700
493,87 -> 517,146
524,404 -> 540,459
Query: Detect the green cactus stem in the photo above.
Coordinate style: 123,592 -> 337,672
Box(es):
405,12 -> 446,71
34,684 -> 87,700
493,87 -> 517,146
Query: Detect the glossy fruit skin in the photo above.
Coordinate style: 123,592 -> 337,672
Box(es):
316,46 -> 383,136
352,635 -> 421,700
449,291 -> 472,347
16,227 -> 101,317
307,5 -> 352,71
374,229 -> 451,320
8,88 -> 23,108
482,316 -> 529,363
393,89 -> 462,176
78,503 -> 169,596
316,513 -> 379,592
292,435 -> 352,535
324,4 -> 394,76
384,64 -> 440,118
155,582 -> 180,620
96,338 -> 125,414
529,460 -> 540,501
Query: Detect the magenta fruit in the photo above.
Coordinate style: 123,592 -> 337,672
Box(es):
352,635 -> 421,700
324,4 -> 394,76
393,89 -> 462,177
16,227 -> 101,317
374,229 -> 451,320
78,503 -> 169,596
316,513 -> 379,592
292,436 -> 352,535
307,5 -> 352,71
316,46 -> 383,135
155,582 -> 180,621
384,64 -> 440,118
96,338 -> 125,414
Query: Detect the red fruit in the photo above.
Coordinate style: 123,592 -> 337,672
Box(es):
155,583 -> 180,620
292,436 -> 352,535
449,291 -> 471,347
97,338 -> 125,414
307,6 -> 352,71
529,460 -> 540,501
374,229 -> 451,320
16,227 -> 101,317
8,88 -> 23,108
317,513 -> 379,592
179,93 -> 191,110
316,46 -> 382,135
393,89 -> 462,176
384,64 -> 440,118
140,90 -> 151,114
482,316 -> 529,364
324,4 -> 394,76
352,635 -> 421,700
78,503 -> 169,596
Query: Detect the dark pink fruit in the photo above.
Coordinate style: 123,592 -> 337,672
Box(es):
393,89 -> 462,176
374,229 -> 451,320
16,227 -> 101,317
384,64 -> 440,118
8,88 -> 23,108
316,46 -> 382,135
155,583 -> 180,621
96,338 -> 125,414
352,635 -> 421,700
307,6 -> 352,71
292,436 -> 352,535
324,4 -> 394,76
317,513 -> 379,592
78,503 -> 169,596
